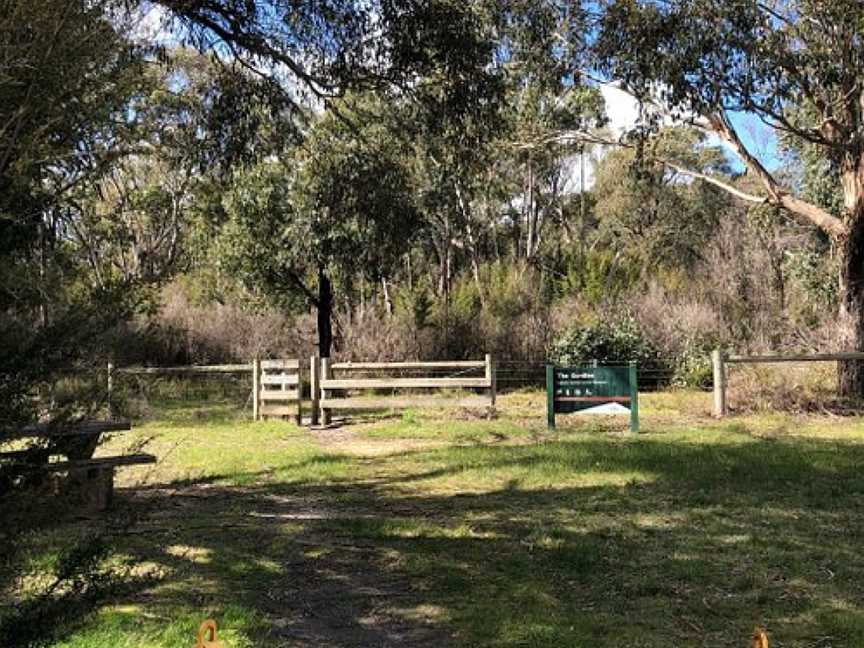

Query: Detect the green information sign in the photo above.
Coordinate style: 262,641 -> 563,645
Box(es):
546,362 -> 639,432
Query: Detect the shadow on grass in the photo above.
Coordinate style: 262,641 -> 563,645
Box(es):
54,434 -> 864,647
0,490 -> 158,648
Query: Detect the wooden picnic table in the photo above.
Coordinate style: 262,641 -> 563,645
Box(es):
11,420 -> 132,440
7,419 -> 132,461
0,419 -> 155,509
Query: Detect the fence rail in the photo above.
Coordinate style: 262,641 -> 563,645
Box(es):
319,355 -> 496,424
331,361 -> 486,370
726,352 -> 864,364
711,349 -> 862,417
115,364 -> 252,374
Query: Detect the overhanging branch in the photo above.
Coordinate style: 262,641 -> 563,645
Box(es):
660,161 -> 767,204
705,111 -> 849,240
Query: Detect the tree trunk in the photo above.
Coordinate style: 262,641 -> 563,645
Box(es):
317,266 -> 334,359
381,277 -> 393,316
838,214 -> 864,397
525,158 -> 537,259
838,162 -> 864,398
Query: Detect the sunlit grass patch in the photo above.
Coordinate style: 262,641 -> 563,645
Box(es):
53,604 -> 264,648
359,413 -> 538,443
104,413 -> 351,488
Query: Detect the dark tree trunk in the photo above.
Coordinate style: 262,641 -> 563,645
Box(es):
317,266 -> 333,359
838,210 -> 864,398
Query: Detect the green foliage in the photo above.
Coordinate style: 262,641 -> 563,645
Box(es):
0,531 -> 135,648
0,1 -> 192,431
670,337 -> 717,389
785,250 -> 837,308
550,316 -> 662,366
395,285 -> 434,332
591,127 -> 730,272
553,249 -> 642,305
219,92 -> 420,308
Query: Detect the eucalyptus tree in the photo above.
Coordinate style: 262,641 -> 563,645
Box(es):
151,0 -> 503,119
591,0 -> 864,394
504,83 -> 605,261
591,127 -> 732,272
0,0 -> 154,429
221,95 -> 420,357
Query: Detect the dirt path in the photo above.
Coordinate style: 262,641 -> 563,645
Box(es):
270,540 -> 446,648
307,422 -> 446,457
128,457 -> 450,647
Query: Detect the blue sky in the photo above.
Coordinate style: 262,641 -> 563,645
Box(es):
727,111 -> 782,171
601,84 -> 782,174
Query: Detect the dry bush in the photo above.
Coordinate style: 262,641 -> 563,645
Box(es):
474,263 -> 556,361
726,362 -> 839,414
698,219 -> 788,349
629,281 -> 724,357
626,217 -> 841,360
116,284 -> 315,364
335,309 -> 428,361
335,264 -> 559,363
787,308 -> 854,354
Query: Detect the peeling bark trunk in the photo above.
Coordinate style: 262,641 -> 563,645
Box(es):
838,208 -> 864,398
525,158 -> 537,260
381,277 -> 393,316
465,221 -> 484,305
838,156 -> 864,398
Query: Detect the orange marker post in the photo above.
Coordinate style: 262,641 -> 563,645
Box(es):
192,619 -> 224,648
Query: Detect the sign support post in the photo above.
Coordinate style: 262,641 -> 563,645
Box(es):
629,361 -> 639,433
546,364 -> 556,430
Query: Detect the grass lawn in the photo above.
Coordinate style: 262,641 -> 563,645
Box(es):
4,390 -> 864,647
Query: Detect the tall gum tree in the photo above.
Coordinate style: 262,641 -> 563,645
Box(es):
591,0 -> 864,395
220,94 -> 421,359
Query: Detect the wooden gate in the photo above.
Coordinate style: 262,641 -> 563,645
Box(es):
253,359 -> 303,423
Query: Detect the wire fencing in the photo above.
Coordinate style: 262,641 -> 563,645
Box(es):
51,357 -> 680,420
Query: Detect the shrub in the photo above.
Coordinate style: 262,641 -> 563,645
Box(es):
553,249 -> 642,305
670,337 -> 716,389
549,316 -> 663,367
105,282 -> 312,366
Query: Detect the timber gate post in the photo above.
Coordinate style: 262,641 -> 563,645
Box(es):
712,349 -> 727,418
320,357 -> 332,426
252,358 -> 261,421
310,354 -> 320,426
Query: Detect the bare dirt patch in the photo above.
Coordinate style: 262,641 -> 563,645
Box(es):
123,477 -> 450,647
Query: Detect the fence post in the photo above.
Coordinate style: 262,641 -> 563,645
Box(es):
310,354 -> 320,426
296,358 -> 304,426
107,362 -> 114,418
252,358 -> 261,421
485,353 -> 496,410
712,349 -> 727,418
320,357 -> 331,426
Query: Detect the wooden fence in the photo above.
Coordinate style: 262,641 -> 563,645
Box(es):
108,355 -> 497,425
108,363 -> 253,417
711,349 -> 864,417
318,355 -> 496,425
